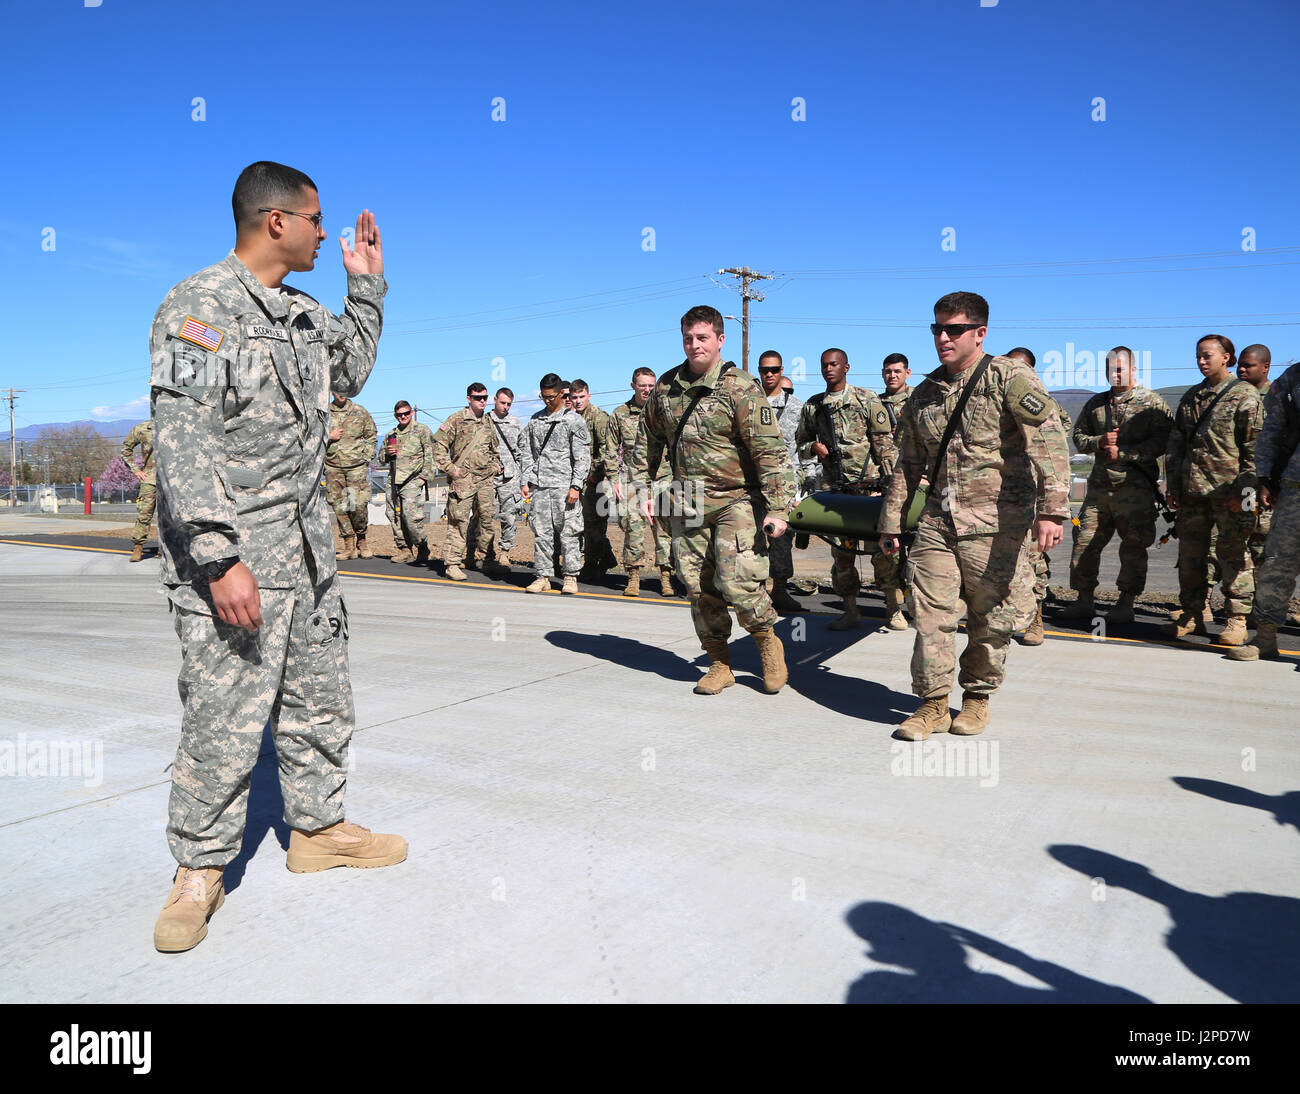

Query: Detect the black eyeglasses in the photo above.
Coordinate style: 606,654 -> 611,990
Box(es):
259,207 -> 324,229
758,365 -> 782,374
469,394 -> 488,401
395,411 -> 412,419
930,322 -> 982,338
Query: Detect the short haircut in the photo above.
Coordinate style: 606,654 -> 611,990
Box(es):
1106,346 -> 1135,367
631,367 -> 656,382
934,291 -> 989,326
1198,334 -> 1237,367
232,160 -> 317,232
496,386 -> 514,399
680,305 -> 725,335
758,350 -> 783,366
1006,347 -> 1036,368
780,381 -> 794,393
539,373 -> 563,392
394,400 -> 411,413
1240,343 -> 1272,364
882,353 -> 909,368
821,347 -> 849,365
467,382 -> 487,396
569,379 -> 590,394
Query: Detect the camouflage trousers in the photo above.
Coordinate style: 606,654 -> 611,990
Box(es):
1069,483 -> 1157,596
673,495 -> 776,644
326,464 -> 370,538
445,475 -> 496,566
167,565 -> 351,868
616,478 -> 672,569
1251,484 -> 1300,625
496,480 -> 523,552
131,482 -> 156,545
872,548 -> 903,595
906,516 -> 1028,699
1175,496 -> 1254,616
1247,505 -> 1272,573
581,475 -> 615,566
530,486 -> 584,578
385,478 -> 427,551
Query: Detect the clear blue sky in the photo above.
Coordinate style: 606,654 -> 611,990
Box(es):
2,0 -> 1297,440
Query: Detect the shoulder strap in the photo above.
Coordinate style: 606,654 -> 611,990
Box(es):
669,364 -> 734,469
928,354 -> 992,486
536,419 -> 562,457
1192,379 -> 1242,436
1103,395 -> 1113,435
884,398 -> 899,430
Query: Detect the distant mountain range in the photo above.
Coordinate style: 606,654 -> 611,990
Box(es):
0,418 -> 145,444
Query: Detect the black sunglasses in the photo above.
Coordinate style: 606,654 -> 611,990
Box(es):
758,365 -> 782,374
930,322 -> 983,338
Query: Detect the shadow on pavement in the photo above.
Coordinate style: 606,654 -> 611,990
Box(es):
223,724 -> 290,894
1172,777 -> 1300,836
545,631 -> 702,683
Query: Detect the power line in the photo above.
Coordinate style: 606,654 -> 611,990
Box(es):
716,267 -> 775,372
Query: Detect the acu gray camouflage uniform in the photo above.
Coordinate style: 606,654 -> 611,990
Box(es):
489,409 -> 525,553
120,419 -> 156,546
150,250 -> 385,868
1242,366 -> 1300,626
519,405 -> 590,578
325,397 -> 376,539
766,389 -> 809,583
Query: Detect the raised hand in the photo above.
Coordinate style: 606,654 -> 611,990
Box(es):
341,209 -> 383,276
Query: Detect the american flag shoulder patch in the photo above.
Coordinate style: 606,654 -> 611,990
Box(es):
178,316 -> 225,352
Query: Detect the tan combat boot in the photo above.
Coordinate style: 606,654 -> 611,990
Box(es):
694,638 -> 735,695
751,626 -> 788,694
391,547 -> 412,564
286,819 -> 408,873
128,542 -> 144,563
828,594 -> 861,631
769,578 -> 803,614
445,564 -> 468,581
338,535 -> 355,561
153,866 -> 225,953
951,693 -> 991,735
1107,592 -> 1136,624
1021,604 -> 1044,646
561,575 -> 579,595
1227,622 -> 1280,661
623,566 -> 641,598
495,549 -> 511,573
659,567 -> 675,597
1162,608 -> 1207,638
526,576 -> 551,593
1218,614 -> 1248,646
1058,593 -> 1095,620
896,697 -> 952,741
884,587 -> 907,631
356,535 -> 373,559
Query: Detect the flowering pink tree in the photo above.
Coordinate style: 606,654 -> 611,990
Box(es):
98,456 -> 139,499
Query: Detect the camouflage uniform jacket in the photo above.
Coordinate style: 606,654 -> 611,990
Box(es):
519,406 -> 591,489
795,385 -> 897,488
880,355 -> 1070,536
579,402 -> 613,481
1252,364 -> 1300,487
120,420 -> 156,485
488,410 -> 525,484
325,398 -> 377,469
382,420 -> 435,486
1072,385 -> 1172,491
880,386 -> 913,435
610,399 -> 669,483
631,359 -> 796,522
149,251 -> 385,606
1166,376 -> 1263,500
433,408 -> 500,485
767,391 -> 817,482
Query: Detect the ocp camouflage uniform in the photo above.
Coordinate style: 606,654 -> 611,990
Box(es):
631,359 -> 796,645
1246,378 -> 1273,571
881,355 -> 1070,699
609,397 -> 672,569
1250,364 -> 1300,626
795,385 -> 898,600
519,405 -> 590,578
325,397 -> 376,539
121,420 -> 156,546
382,419 -> 435,552
766,389 -> 807,583
149,249 -> 385,867
433,408 -> 500,567
873,386 -> 912,593
1166,377 -> 1263,616
578,401 -> 616,569
489,409 -> 525,554
1066,387 -> 1171,599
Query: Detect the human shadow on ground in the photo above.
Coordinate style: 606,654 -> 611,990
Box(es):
222,723 -> 290,893
843,901 -> 1150,1003
1172,777 -> 1300,836
1049,844 -> 1300,1003
545,631 -> 702,683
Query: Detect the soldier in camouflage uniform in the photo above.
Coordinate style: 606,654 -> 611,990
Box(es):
874,353 -> 914,624
756,351 -> 807,613
1058,347 -> 1171,627
1163,334 -> 1263,644
325,390 -> 376,559
879,293 -> 1070,740
1236,344 -> 1273,573
630,305 -> 797,696
148,162 -> 405,953
1229,356 -> 1300,660
610,367 -> 674,598
120,419 -> 155,562
486,388 -> 525,572
382,400 -> 436,564
570,379 -> 617,579
519,372 -> 590,594
433,382 -> 501,581
795,349 -> 898,631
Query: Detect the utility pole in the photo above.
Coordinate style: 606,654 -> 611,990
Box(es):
4,388 -> 23,507
717,267 -> 773,373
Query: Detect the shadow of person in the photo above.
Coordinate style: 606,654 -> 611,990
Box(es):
545,631 -> 702,683
222,723 -> 291,893
844,901 -> 1149,1003
1049,844 -> 1300,1003
1172,777 -> 1300,836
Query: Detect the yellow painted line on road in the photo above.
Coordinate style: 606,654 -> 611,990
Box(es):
339,565 -> 691,606
0,538 -> 132,556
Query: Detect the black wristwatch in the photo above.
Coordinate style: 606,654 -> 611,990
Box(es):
199,556 -> 240,582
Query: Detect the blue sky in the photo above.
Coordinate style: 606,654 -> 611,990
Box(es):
2,0 -> 1297,440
